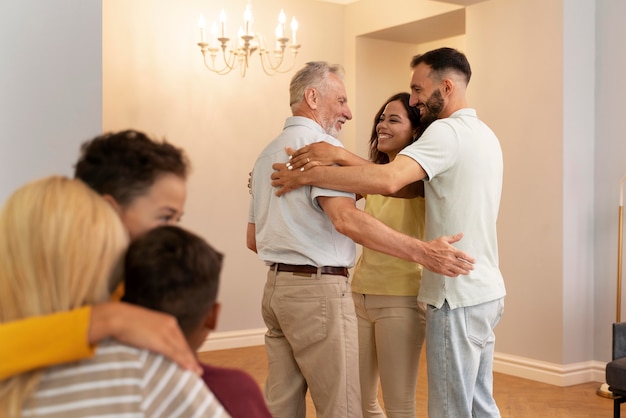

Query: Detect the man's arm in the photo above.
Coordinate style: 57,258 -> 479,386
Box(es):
317,196 -> 474,277
272,155 -> 425,197
285,144 -> 423,199
246,223 -> 257,253
393,180 -> 424,199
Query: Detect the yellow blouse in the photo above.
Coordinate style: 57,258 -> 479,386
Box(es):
351,194 -> 425,296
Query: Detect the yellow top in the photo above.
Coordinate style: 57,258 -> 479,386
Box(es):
0,307 -> 94,380
0,283 -> 125,380
351,194 -> 425,296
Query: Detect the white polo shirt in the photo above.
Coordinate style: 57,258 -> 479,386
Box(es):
248,116 -> 356,268
398,108 -> 505,309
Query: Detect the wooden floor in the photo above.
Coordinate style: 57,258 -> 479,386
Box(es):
199,345 -> 615,417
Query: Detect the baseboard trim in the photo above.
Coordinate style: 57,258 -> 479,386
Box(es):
494,352 -> 606,387
198,328 -> 266,352
199,329 -> 607,387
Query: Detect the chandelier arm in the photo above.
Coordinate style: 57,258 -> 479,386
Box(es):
198,41 -> 242,75
258,51 -> 279,76
239,51 -> 249,77
259,50 -> 299,75
202,52 -> 236,75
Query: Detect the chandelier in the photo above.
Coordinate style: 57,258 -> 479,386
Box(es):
196,4 -> 300,77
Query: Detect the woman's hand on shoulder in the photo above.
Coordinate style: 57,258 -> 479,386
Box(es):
285,142 -> 347,171
90,302 -> 202,375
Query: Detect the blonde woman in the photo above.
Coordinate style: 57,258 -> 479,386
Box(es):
0,130 -> 198,381
0,176 -> 229,417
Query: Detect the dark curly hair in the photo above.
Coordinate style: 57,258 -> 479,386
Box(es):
122,225 -> 223,336
73,130 -> 189,206
368,93 -> 422,165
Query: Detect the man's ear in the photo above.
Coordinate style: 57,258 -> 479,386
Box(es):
442,78 -> 454,97
101,194 -> 122,214
204,302 -> 221,331
303,87 -> 318,110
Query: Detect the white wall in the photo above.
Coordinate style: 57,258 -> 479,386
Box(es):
594,0 -> 626,362
562,0 -> 595,365
0,0 -> 102,203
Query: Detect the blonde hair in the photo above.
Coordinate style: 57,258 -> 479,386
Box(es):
0,176 -> 128,416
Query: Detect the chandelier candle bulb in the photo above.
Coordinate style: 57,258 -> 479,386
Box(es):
243,5 -> 253,36
278,10 -> 286,39
291,17 -> 298,45
274,24 -> 281,50
219,9 -> 226,38
198,16 -> 206,43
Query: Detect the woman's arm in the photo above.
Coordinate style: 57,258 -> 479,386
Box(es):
285,142 -> 372,171
0,307 -> 94,379
0,302 -> 201,380
90,302 -> 202,374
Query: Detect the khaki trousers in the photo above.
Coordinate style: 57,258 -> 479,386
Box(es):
353,293 -> 426,418
262,268 -> 362,418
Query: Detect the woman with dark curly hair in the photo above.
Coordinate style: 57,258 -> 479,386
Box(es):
285,92 -> 428,418
0,130 -> 201,381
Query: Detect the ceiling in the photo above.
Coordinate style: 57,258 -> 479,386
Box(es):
313,0 -> 360,3
362,8 -> 465,45
315,0 -> 487,5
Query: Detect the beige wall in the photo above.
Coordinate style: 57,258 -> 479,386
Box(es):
467,0 -> 567,363
343,0 -> 569,363
5,0 -> 626,386
97,0 -> 621,377
103,0 -> 345,332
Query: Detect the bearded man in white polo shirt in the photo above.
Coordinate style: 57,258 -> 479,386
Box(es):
248,60 -> 474,418
271,48 -> 505,418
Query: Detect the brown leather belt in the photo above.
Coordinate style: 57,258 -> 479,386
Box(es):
272,263 -> 349,277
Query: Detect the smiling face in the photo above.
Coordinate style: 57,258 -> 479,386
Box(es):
316,73 -> 353,138
409,62 -> 445,126
117,173 -> 187,239
376,99 -> 416,161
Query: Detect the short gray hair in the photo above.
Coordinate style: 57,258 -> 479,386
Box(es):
289,61 -> 344,109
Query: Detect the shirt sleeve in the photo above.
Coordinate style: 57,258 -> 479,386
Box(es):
0,307 -> 94,379
398,120 -> 459,181
142,356 -> 231,417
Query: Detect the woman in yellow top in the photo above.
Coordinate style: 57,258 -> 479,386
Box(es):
286,92 -> 426,418
0,130 -> 201,380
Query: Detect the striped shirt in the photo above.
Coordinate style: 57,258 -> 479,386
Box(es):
22,340 -> 230,417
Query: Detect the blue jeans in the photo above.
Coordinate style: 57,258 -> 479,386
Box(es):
426,298 -> 504,418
